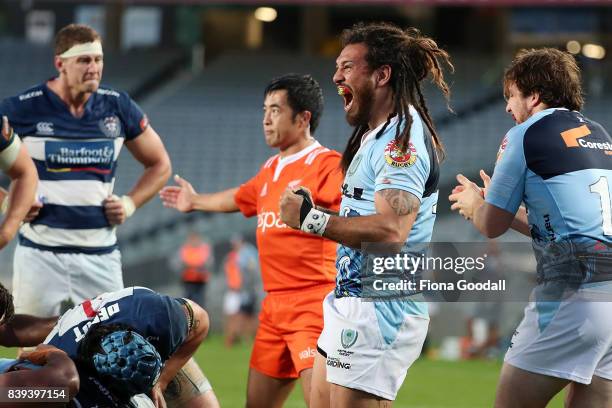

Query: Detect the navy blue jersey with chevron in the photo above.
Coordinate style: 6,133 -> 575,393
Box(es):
0,82 -> 148,253
45,287 -> 188,361
335,107 -> 439,301
487,108 -> 612,282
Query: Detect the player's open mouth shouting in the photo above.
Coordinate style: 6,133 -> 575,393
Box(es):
338,85 -> 353,113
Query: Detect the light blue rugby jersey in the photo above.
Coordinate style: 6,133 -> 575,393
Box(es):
488,108 -> 612,283
335,107 -> 439,326
0,82 -> 148,254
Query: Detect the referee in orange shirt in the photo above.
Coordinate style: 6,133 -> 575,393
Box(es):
160,74 -> 343,407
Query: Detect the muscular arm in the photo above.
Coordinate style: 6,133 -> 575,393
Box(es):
0,315 -> 57,347
0,145 -> 37,248
0,347 -> 79,405
510,206 -> 530,237
323,189 -> 420,249
124,127 -> 172,208
157,300 -> 209,391
316,206 -> 339,216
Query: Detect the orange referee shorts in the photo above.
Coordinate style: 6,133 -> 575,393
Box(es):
249,284 -> 334,379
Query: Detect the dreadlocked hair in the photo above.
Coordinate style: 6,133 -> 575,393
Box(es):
0,283 -> 15,326
339,22 -> 453,174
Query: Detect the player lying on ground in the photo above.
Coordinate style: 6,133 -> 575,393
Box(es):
45,286 -> 219,408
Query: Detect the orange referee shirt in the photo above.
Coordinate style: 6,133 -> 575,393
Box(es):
234,142 -> 342,293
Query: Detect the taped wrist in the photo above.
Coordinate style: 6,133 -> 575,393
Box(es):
0,134 -> 21,172
0,195 -> 7,215
120,195 -> 136,218
295,189 -> 330,236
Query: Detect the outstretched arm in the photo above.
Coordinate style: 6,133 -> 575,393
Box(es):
159,175 -> 239,213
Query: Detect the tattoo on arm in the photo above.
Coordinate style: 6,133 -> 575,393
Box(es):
316,206 -> 339,216
380,189 -> 420,216
192,318 -> 200,332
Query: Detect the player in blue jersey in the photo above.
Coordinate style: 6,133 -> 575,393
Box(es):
280,22 -> 453,406
0,24 -> 171,317
0,115 -> 38,250
450,48 -> 612,407
45,286 -> 219,408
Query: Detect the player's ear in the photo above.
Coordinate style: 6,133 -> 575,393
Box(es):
299,110 -> 312,130
529,92 -> 543,110
54,56 -> 64,73
376,65 -> 392,87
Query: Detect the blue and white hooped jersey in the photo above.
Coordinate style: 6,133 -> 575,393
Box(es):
0,82 -> 148,253
45,287 -> 188,361
487,108 -> 612,283
336,107 -> 439,300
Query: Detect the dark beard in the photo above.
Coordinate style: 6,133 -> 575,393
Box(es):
346,84 -> 374,127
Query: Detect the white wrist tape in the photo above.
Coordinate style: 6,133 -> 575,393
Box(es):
0,195 -> 7,215
120,195 -> 136,218
300,208 -> 330,236
0,136 -> 21,172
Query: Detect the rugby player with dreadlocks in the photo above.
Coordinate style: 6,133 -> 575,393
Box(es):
280,22 -> 453,407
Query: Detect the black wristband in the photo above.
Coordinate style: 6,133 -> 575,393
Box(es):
294,189 -> 314,226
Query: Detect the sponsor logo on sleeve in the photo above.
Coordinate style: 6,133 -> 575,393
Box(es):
140,115 -> 149,132
496,136 -> 509,163
384,140 -> 417,168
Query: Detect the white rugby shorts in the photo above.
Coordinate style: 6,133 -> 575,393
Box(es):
12,244 -> 124,317
505,283 -> 612,384
317,291 -> 429,400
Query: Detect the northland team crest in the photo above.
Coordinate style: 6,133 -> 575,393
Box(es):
384,140 -> 417,168
340,329 -> 358,349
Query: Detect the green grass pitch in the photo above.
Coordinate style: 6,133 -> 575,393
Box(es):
195,336 -> 565,408
1,336 -> 565,407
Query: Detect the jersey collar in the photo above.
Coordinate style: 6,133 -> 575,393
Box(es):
273,140 -> 321,181
361,115 -> 400,146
